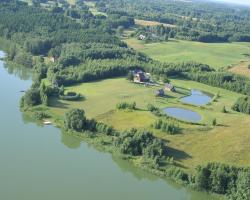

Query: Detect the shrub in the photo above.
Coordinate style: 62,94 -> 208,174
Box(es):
116,101 -> 136,110
153,119 -> 180,135
147,104 -> 162,116
212,118 -> 217,126
222,106 -> 227,113
232,96 -> 250,115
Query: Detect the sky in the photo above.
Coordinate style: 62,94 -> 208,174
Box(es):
212,0 -> 250,6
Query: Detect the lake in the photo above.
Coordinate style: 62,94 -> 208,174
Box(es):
163,107 -> 202,123
181,89 -> 212,106
0,50 -> 215,200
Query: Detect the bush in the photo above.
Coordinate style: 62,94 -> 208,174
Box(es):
116,101 -> 136,110
34,111 -> 51,120
147,104 -> 162,116
153,119 -> 180,135
222,106 -> 227,113
232,96 -> 250,115
212,118 -> 217,126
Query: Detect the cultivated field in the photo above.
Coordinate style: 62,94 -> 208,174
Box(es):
46,77 -> 250,170
125,38 -> 250,69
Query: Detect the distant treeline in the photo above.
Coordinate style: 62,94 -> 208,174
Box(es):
97,0 -> 250,42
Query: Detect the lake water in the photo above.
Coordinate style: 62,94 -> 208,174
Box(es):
181,89 -> 212,106
163,107 -> 202,123
0,50 -> 214,200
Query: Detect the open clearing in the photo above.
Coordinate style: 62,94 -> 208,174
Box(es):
46,77 -> 250,170
229,60 -> 250,77
125,38 -> 250,69
135,19 -> 177,28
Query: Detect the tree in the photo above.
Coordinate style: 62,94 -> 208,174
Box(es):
222,106 -> 227,113
127,71 -> 134,81
40,82 -> 48,105
64,109 -> 86,131
23,88 -> 41,106
117,26 -> 124,35
162,75 -> 170,83
212,118 -> 217,126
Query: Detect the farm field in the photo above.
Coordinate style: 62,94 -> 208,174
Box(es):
125,38 -> 250,69
46,77 -> 250,170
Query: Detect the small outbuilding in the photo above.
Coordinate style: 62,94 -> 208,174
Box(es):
133,71 -> 150,83
155,89 -> 165,97
165,83 -> 176,92
138,34 -> 146,40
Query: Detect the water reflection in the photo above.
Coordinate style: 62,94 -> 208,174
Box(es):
4,62 -> 32,81
61,131 -> 81,149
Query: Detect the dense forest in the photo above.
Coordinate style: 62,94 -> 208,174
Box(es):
96,0 -> 250,42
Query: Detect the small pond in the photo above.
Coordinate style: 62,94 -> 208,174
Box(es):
163,107 -> 202,123
181,89 -> 212,106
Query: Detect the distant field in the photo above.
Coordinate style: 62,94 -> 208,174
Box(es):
125,38 -> 250,69
46,77 -> 250,170
135,19 -> 177,28
229,61 -> 250,77
66,0 -> 76,5
84,1 -> 107,16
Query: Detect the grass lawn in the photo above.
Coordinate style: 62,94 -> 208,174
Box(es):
125,38 -> 250,69
46,77 -> 250,170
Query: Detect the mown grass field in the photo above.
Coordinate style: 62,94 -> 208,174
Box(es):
46,77 -> 250,170
125,38 -> 250,69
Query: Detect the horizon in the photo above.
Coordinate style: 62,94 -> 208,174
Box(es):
210,0 -> 250,6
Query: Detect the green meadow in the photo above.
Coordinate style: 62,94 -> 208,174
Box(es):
125,38 -> 250,69
45,77 -> 250,170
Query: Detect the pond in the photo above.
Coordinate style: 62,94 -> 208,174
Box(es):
0,50 -> 215,200
181,89 -> 212,106
163,107 -> 202,123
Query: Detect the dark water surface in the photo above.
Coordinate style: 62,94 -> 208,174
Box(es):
0,51 -> 215,200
